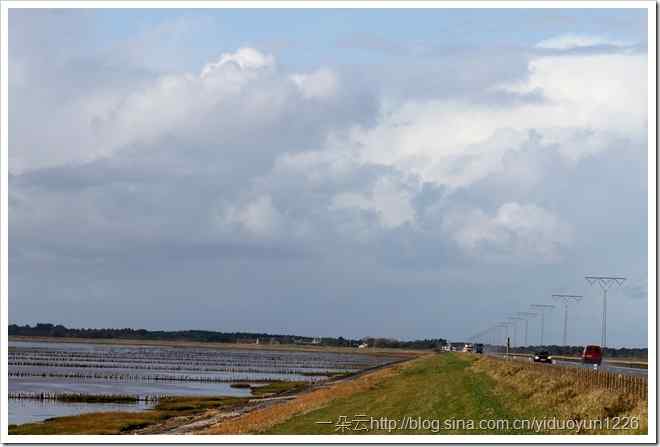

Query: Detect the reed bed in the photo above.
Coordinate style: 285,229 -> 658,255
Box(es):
9,354 -> 374,372
9,370 -> 327,383
8,392 -> 164,403
9,349 -> 381,370
8,360 -> 351,376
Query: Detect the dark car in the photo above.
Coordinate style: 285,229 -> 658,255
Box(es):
532,351 -> 552,363
474,343 -> 484,354
582,345 -> 603,365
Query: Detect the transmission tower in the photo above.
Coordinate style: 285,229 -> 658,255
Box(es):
530,304 -> 555,346
585,276 -> 626,348
552,294 -> 582,346
517,312 -> 537,346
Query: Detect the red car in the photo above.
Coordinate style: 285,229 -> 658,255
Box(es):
582,345 -> 603,365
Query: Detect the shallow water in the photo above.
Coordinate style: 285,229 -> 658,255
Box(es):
9,399 -> 152,425
9,339 -> 397,425
10,376 -> 253,398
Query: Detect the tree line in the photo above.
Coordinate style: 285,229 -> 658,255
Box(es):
9,323 -> 447,350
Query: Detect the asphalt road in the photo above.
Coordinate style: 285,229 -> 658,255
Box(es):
551,358 -> 648,377
485,352 -> 648,377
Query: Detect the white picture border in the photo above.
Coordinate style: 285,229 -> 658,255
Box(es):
1,1 -> 656,444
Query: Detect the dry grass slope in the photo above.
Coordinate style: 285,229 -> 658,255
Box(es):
470,356 -> 647,435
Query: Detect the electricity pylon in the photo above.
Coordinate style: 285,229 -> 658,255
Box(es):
517,312 -> 537,346
530,304 -> 555,345
585,276 -> 626,348
552,294 -> 582,346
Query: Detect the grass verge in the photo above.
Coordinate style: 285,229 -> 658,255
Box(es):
205,353 -> 547,434
261,353 -> 545,435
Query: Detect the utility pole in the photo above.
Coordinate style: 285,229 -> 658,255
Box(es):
585,276 -> 626,348
530,304 -> 555,346
517,312 -> 537,346
552,294 -> 582,346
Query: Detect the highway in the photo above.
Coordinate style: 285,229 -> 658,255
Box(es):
551,358 -> 647,377
485,352 -> 647,377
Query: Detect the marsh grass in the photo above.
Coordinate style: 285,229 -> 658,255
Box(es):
9,392 -> 142,403
8,381 -> 306,435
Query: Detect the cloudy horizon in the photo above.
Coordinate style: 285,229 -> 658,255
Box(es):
8,8 -> 649,347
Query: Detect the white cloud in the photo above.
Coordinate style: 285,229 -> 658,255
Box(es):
200,47 -> 275,78
9,48 -> 353,175
442,203 -> 573,261
331,177 -> 416,229
224,195 -> 284,238
290,68 -> 339,100
337,50 -> 646,189
536,33 -> 629,50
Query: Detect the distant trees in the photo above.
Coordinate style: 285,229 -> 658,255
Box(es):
361,337 -> 447,349
8,323 -> 446,349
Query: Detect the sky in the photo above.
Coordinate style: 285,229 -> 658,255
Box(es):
8,7 -> 650,347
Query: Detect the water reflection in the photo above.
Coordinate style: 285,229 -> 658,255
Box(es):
9,399 -> 152,425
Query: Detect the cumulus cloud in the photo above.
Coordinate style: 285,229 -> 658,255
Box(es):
341,50 -> 646,193
442,203 -> 573,262
8,10 -> 648,344
331,176 -> 416,229
290,68 -> 339,100
10,46 -> 370,174
223,195 -> 284,238
201,47 -> 275,77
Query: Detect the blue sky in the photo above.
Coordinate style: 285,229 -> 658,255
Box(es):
8,7 -> 650,347
73,8 -> 649,70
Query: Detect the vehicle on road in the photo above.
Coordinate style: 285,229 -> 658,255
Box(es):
463,343 -> 473,353
582,345 -> 603,365
532,351 -> 552,363
474,343 -> 484,354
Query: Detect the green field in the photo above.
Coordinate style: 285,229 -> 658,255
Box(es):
267,353 -> 545,434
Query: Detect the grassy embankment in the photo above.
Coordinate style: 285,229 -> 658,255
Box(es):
470,356 -> 648,433
205,353 -> 647,435
8,382 -> 305,435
